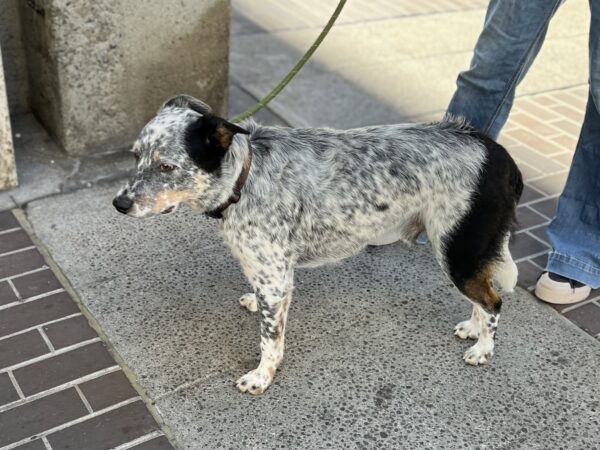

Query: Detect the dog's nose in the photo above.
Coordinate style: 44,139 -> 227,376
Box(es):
113,195 -> 133,214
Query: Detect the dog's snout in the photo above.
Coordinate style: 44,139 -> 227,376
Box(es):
113,195 -> 133,214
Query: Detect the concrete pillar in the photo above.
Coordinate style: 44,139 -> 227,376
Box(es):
20,0 -> 230,155
0,47 -> 18,190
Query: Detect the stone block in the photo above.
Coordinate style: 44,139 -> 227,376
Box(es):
19,0 -> 230,155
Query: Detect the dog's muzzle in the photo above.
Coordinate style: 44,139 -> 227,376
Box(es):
113,195 -> 133,214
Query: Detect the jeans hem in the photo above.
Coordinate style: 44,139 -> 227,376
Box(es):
546,251 -> 600,288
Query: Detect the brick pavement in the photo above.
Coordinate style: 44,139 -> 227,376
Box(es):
0,210 -> 173,450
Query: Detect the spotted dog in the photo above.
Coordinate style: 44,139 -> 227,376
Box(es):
113,95 -> 523,395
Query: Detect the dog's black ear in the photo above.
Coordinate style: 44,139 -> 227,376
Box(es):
204,116 -> 250,153
185,115 -> 249,172
160,94 -> 212,116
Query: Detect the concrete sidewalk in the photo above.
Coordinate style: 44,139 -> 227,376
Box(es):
17,1 -> 600,449
25,183 -> 600,449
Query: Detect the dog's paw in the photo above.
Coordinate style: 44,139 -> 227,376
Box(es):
238,293 -> 258,312
463,342 -> 493,366
236,367 -> 275,395
454,319 -> 480,340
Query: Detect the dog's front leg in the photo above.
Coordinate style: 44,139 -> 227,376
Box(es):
237,273 -> 293,395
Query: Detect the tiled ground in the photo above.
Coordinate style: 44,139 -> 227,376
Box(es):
499,85 -> 600,339
0,210 -> 173,450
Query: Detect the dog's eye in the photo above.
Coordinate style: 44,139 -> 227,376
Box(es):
159,163 -> 176,173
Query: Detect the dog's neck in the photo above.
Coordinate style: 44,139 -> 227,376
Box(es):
205,138 -> 253,219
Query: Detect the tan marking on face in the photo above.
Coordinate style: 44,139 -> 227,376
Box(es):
463,264 -> 500,312
153,151 -> 161,161
152,190 -> 192,213
151,174 -> 211,213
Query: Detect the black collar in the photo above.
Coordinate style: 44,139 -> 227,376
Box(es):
205,140 -> 253,219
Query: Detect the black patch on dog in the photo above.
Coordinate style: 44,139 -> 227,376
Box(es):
443,131 -> 523,291
184,115 -> 249,173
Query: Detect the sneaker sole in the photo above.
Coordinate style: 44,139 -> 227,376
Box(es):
534,281 -> 591,305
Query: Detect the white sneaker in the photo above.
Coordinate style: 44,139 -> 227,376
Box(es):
534,272 -> 591,305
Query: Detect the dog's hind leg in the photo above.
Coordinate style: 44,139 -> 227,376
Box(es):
429,223 -> 503,366
236,259 -> 294,395
459,267 -> 501,365
454,235 -> 515,339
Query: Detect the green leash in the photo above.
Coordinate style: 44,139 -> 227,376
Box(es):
230,0 -> 347,123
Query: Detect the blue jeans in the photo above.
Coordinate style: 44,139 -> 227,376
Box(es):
447,0 -> 600,288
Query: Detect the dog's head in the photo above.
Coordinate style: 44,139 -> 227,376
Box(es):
113,95 -> 249,218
